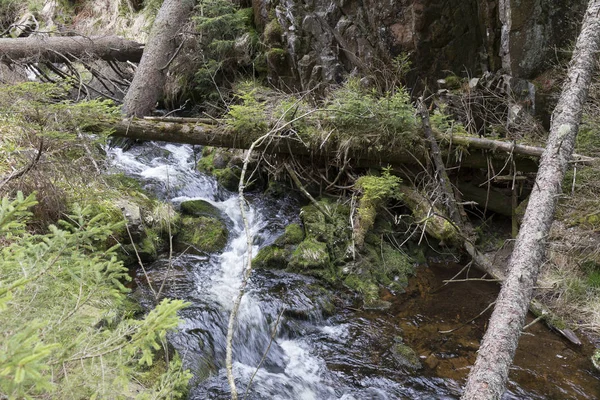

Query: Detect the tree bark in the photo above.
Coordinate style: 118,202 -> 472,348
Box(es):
121,0 -> 195,117
0,36 -> 143,64
418,100 -> 467,232
108,117 -> 594,171
462,1 -> 600,399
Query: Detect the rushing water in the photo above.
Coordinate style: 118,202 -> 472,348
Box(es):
109,141 -> 600,400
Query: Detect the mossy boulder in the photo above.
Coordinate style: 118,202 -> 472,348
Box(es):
180,199 -> 222,219
254,197 -> 416,307
264,19 -> 283,45
214,167 -> 241,192
300,199 -> 352,263
390,340 -> 422,370
275,223 -> 305,245
176,216 -> 228,253
289,238 -> 330,271
196,146 -> 260,192
254,224 -> 304,269
253,245 -> 290,269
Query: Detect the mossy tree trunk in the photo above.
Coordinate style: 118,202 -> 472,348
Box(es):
462,1 -> 600,398
0,36 -> 143,63
108,117 -> 594,172
122,0 -> 195,117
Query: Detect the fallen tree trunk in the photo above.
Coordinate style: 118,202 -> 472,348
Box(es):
109,118 -> 595,171
462,0 -> 600,398
0,36 -> 144,64
121,0 -> 195,117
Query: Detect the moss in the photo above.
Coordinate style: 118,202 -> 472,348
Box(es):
264,19 -> 283,45
180,199 -> 222,219
289,238 -> 330,271
587,270 -> 600,288
266,47 -> 289,70
197,149 -> 216,173
391,341 -> 422,370
276,223 -> 305,245
214,167 -> 241,191
253,245 -> 290,269
443,75 -> 463,90
344,273 -> 379,304
264,181 -> 286,198
176,216 -> 228,253
139,234 -> 158,261
301,199 -> 352,262
136,357 -> 169,387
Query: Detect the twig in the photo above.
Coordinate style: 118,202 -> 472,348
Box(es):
441,278 -> 500,283
0,137 -> 44,191
284,163 -> 333,222
522,315 -> 545,331
429,260 -> 473,294
226,130 -> 275,400
125,223 -> 157,301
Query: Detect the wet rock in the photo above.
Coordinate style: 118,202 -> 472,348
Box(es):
253,245 -> 290,269
424,353 -> 440,370
390,340 -> 422,370
180,199 -> 222,219
363,299 -> 392,310
175,216 -> 228,254
275,223 -> 304,245
289,238 -> 330,271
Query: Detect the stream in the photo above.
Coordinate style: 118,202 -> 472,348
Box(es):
109,141 -> 600,399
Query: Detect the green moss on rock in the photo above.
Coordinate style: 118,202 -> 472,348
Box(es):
289,238 -> 330,271
253,245 -> 290,269
176,216 -> 228,253
276,223 -> 305,245
180,199 -> 222,219
214,167 -> 241,191
344,273 -> 380,304
264,19 -> 283,45
391,341 -> 422,370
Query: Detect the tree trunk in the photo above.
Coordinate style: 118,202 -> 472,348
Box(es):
462,1 -> 600,399
108,117 -> 594,170
0,36 -> 143,64
121,0 -> 195,117
418,100 -> 467,233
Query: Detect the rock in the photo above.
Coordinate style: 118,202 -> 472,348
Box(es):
289,238 -> 330,271
275,223 -> 305,246
115,199 -> 144,241
175,216 -> 228,254
253,245 -> 290,269
390,341 -> 422,370
363,299 -> 392,310
255,0 -> 501,90
500,0 -> 587,78
179,199 -> 222,219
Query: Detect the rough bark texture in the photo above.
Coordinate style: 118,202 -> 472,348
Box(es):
418,100 -> 466,231
462,1 -> 600,398
0,36 -> 143,64
121,0 -> 195,117
109,118 -> 594,170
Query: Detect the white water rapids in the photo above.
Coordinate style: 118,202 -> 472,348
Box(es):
107,141 -> 503,400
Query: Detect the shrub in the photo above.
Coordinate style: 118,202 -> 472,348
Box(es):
0,192 -> 191,398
